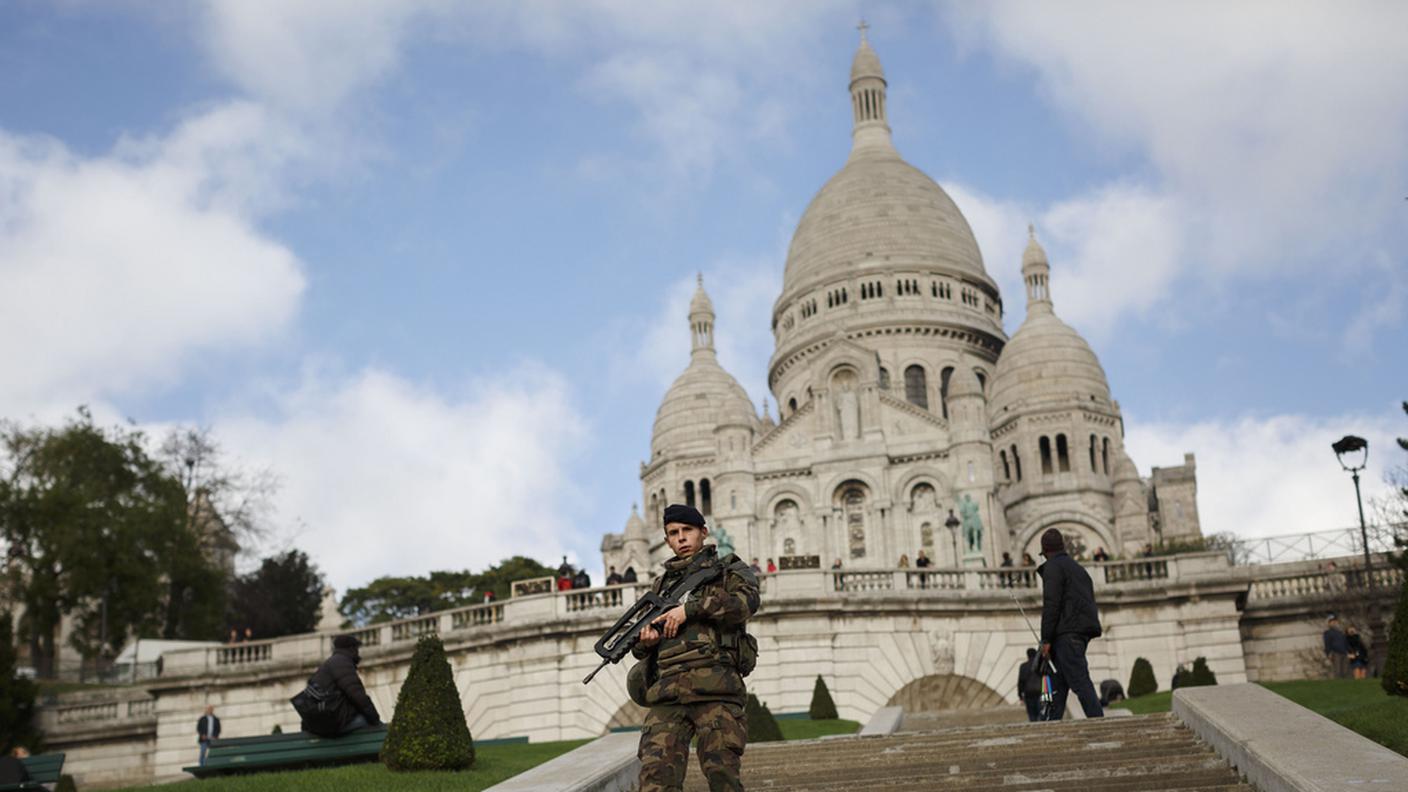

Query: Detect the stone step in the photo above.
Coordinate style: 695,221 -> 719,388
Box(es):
682,712 -> 1246,792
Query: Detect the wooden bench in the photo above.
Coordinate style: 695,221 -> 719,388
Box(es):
0,752 -> 65,791
183,726 -> 388,779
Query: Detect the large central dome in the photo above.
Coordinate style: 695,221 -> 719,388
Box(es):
781,149 -> 989,299
777,35 -> 993,305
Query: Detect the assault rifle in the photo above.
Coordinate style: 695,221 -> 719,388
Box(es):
582,564 -> 722,685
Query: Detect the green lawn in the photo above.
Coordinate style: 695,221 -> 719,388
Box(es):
1119,678 -> 1408,758
115,739 -> 591,792
778,718 -> 861,740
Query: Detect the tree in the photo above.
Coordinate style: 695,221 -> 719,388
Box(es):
1189,657 -> 1218,686
1128,657 -> 1158,698
226,550 -> 325,639
381,636 -> 474,771
745,694 -> 783,743
0,612 -> 40,752
1382,401 -> 1408,697
341,556 -> 556,626
0,409 -> 227,675
808,675 -> 838,720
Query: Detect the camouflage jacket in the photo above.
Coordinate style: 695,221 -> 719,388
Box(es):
632,545 -> 760,706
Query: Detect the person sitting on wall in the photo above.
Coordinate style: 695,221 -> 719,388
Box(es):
300,635 -> 382,737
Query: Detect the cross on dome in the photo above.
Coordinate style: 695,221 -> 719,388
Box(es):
856,19 -> 869,41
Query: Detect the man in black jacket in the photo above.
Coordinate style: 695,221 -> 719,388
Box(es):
195,705 -> 221,765
303,635 -> 382,736
1037,529 -> 1104,719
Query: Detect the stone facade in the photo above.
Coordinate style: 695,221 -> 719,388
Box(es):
603,34 -> 1199,575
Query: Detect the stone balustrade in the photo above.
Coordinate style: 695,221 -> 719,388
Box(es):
38,690 -> 156,734
1247,563 -> 1404,602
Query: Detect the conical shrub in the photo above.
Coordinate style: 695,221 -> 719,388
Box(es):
1189,657 -> 1218,687
1127,657 -> 1158,698
55,775 -> 77,792
745,694 -> 783,743
1383,577 -> 1408,697
808,675 -> 838,720
380,636 -> 474,771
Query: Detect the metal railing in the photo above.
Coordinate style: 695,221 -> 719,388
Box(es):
1234,524 -> 1402,565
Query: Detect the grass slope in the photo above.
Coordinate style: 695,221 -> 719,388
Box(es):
1120,678 -> 1408,757
779,718 -> 861,741
116,739 -> 590,792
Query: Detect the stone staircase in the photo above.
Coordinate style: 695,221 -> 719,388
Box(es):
683,713 -> 1253,791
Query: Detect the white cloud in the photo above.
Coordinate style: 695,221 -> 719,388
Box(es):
0,103 -> 306,418
941,1 -> 1408,330
1124,410 -> 1401,543
214,365 -> 589,591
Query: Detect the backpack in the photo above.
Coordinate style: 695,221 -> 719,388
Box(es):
290,665 -> 344,734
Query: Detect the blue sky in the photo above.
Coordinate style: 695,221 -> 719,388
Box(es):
1,2 -> 1405,592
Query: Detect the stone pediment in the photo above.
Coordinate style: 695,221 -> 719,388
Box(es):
877,391 -> 948,436
754,399 -> 815,456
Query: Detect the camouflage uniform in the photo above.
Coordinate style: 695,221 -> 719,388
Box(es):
635,545 -> 760,792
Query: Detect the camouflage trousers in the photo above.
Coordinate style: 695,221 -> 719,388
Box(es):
638,701 -> 747,792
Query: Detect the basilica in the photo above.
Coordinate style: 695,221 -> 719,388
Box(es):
602,34 -> 1202,574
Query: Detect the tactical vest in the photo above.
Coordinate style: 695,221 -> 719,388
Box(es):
651,548 -> 757,680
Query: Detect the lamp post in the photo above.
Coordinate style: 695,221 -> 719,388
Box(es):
1331,435 -> 1373,591
945,509 -> 961,566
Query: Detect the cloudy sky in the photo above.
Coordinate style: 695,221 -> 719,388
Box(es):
2,1 -> 1404,592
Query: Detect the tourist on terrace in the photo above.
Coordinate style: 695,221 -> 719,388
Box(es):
1037,528 -> 1104,719
195,705 -> 221,766
897,554 -> 910,568
766,558 -> 777,573
831,558 -> 843,569
299,635 -> 382,737
606,566 -> 623,585
1021,552 -> 1036,567
1323,617 -> 1350,679
1346,626 -> 1369,679
574,568 -> 592,589
751,558 -> 763,574
1092,547 -> 1110,562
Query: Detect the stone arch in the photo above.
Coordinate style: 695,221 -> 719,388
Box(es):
759,484 -> 811,519
1016,511 -> 1117,561
605,699 -> 646,732
892,467 -> 952,507
885,673 -> 1005,712
819,470 -> 885,509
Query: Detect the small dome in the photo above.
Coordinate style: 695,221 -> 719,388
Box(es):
1113,450 -> 1141,483
689,274 -> 713,316
990,309 -> 1112,417
1022,225 -> 1048,269
651,355 -> 757,458
949,365 -> 983,399
624,503 -> 647,537
851,38 -> 884,84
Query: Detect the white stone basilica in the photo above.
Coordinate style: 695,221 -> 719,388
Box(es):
602,34 -> 1202,575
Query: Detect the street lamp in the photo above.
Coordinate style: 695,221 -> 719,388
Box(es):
945,509 -> 961,565
1331,434 -> 1374,591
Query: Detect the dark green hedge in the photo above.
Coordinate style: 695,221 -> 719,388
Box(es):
1128,657 -> 1158,698
808,675 -> 838,720
380,636 -> 475,771
746,694 -> 783,743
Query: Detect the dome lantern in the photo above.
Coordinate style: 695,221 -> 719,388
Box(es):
1022,224 -> 1053,313
849,21 -> 893,157
689,273 -> 716,356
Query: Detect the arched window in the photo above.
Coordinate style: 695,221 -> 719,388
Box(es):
788,397 -> 798,415
910,483 -> 937,511
1089,434 -> 1098,472
1011,445 -> 1022,481
649,492 -> 659,528
939,366 -> 954,418
684,480 -> 695,508
1000,450 -> 1011,481
1040,437 -> 1053,476
974,370 -> 986,393
700,478 -> 712,516
878,367 -> 890,390
904,365 -> 928,409
1056,434 -> 1070,472
843,487 -> 867,559
1102,438 -> 1111,475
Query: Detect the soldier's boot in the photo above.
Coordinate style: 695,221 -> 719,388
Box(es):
638,706 -> 693,792
694,702 -> 747,792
